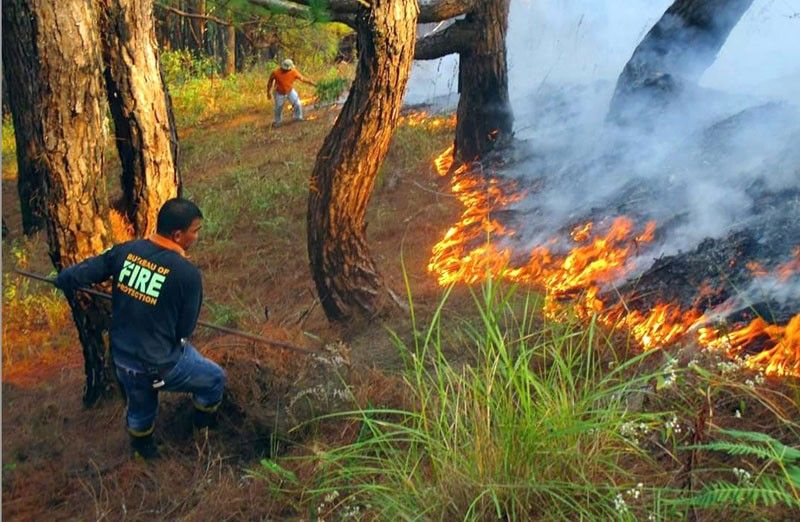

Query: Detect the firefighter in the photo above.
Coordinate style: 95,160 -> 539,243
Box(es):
267,58 -> 317,127
55,198 -> 226,460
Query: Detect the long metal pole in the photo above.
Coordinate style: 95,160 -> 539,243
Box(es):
13,268 -> 322,357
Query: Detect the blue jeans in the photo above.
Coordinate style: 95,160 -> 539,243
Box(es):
273,89 -> 303,124
114,343 -> 226,435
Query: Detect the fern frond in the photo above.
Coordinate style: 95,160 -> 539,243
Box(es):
715,429 -> 800,462
685,441 -> 777,461
688,479 -> 800,509
717,429 -> 778,444
787,465 -> 800,487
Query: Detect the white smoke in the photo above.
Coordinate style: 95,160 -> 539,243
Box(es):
499,0 -> 800,268
404,22 -> 460,107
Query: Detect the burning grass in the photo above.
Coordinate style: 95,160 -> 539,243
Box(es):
427,147 -> 800,378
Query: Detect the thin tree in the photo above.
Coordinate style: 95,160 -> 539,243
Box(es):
2,0 -> 47,235
3,0 -> 115,406
189,0 -> 208,51
609,0 -> 754,123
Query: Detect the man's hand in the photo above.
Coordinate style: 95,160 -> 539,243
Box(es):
267,91 -> 272,100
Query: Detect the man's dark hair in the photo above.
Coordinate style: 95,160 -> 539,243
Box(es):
156,198 -> 203,235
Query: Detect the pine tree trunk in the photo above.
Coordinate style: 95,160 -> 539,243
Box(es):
2,0 -> 47,234
307,0 -> 418,321
224,23 -> 236,76
609,0 -> 753,122
454,0 -> 513,163
189,0 -> 206,51
4,0 -> 115,406
99,0 -> 181,236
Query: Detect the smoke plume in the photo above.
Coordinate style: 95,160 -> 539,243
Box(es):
500,0 -> 800,276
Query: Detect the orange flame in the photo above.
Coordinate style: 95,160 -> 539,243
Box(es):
745,315 -> 800,376
746,261 -> 768,277
400,111 -> 457,130
427,146 -> 800,376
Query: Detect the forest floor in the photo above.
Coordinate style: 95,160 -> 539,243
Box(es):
1,99 -> 470,519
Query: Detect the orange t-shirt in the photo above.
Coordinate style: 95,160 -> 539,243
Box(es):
270,69 -> 301,95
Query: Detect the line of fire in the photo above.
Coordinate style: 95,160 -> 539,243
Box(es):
426,140 -> 799,378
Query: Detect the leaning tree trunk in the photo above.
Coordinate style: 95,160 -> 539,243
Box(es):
4,0 -> 115,406
2,0 -> 47,235
454,0 -> 513,163
609,0 -> 753,122
307,0 -> 418,321
100,0 -> 181,236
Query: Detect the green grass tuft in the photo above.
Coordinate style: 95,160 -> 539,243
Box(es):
294,281 -> 673,520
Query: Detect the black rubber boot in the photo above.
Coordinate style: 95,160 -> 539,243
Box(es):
193,408 -> 218,430
130,434 -> 161,460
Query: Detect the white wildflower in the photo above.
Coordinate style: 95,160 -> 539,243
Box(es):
613,493 -> 629,514
660,358 -> 678,388
734,409 -> 742,418
716,360 -> 739,375
733,467 -> 753,485
665,415 -> 682,434
626,482 -> 644,500
341,504 -> 361,519
620,421 -> 650,444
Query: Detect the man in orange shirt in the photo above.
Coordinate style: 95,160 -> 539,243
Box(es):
267,58 -> 317,127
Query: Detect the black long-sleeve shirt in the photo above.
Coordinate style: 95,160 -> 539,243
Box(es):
55,239 -> 203,370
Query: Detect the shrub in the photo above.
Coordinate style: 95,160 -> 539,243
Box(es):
161,49 -> 220,85
315,77 -> 348,105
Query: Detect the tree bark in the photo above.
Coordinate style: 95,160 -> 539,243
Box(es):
609,0 -> 754,123
224,23 -> 236,76
4,0 -> 115,406
453,0 -> 513,163
413,20 -> 472,60
417,0 -> 474,23
99,0 -> 181,237
2,0 -> 47,234
307,0 -> 418,321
